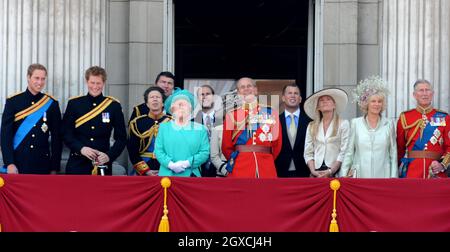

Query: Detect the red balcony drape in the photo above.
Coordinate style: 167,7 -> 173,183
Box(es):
1,175 -> 449,232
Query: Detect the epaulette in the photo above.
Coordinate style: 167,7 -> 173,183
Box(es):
403,108 -> 416,114
69,95 -> 84,101
107,96 -> 120,103
45,93 -> 58,101
130,114 -> 148,125
7,91 -> 24,99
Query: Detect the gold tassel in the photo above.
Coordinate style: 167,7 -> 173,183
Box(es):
0,177 -> 4,232
91,164 -> 98,175
329,179 -> 340,232
158,177 -> 171,232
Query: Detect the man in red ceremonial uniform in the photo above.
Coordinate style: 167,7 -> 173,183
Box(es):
397,79 -> 450,178
222,77 -> 282,178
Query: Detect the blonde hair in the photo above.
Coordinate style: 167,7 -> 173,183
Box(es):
309,111 -> 340,140
309,96 -> 340,141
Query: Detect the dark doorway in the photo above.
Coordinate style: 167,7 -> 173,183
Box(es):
174,0 -> 310,94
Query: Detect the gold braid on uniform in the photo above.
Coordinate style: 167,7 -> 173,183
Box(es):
400,112 -> 427,147
129,115 -> 171,175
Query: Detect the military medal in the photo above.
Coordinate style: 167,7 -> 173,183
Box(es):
262,124 -> 270,134
41,112 -> 48,133
430,136 -> 437,145
102,112 -> 110,123
433,129 -> 441,138
267,133 -> 273,141
259,133 -> 267,142
430,116 -> 446,126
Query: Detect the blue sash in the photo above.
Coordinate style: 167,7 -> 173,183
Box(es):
1,98 -> 53,173
141,138 -> 156,163
399,111 -> 446,177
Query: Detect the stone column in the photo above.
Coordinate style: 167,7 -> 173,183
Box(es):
323,0 -> 359,119
381,0 -> 450,118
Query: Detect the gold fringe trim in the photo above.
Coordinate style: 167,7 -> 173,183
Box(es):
329,179 -> 340,232
158,177 -> 171,232
0,177 -> 4,232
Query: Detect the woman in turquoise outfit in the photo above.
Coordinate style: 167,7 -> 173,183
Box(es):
155,89 -> 210,177
340,76 -> 398,178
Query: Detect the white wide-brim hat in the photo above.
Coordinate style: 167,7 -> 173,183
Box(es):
303,88 -> 348,120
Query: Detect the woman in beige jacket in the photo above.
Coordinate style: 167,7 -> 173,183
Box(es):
303,88 -> 350,178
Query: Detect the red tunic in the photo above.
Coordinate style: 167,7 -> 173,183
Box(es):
396,107 -> 450,178
222,104 -> 282,178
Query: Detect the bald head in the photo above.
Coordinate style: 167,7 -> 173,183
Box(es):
236,77 -> 258,103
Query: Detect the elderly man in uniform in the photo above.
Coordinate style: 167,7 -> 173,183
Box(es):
397,79 -> 450,178
62,66 -> 127,175
221,77 -> 282,178
1,63 -> 62,174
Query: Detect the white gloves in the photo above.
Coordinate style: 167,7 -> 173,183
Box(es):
168,161 -> 185,173
167,160 -> 191,173
178,160 -> 191,169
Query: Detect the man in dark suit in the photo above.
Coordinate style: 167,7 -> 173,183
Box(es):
275,83 -> 311,177
194,84 -> 223,177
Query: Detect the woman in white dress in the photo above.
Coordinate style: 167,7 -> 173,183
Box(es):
303,88 -> 350,178
339,76 -> 398,178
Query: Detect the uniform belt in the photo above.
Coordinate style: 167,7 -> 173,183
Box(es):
236,145 -> 271,153
140,152 -> 155,159
408,151 -> 442,160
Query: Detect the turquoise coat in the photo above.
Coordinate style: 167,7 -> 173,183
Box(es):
155,121 -> 210,177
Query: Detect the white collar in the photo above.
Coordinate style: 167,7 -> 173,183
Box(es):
284,109 -> 300,118
202,111 -> 215,121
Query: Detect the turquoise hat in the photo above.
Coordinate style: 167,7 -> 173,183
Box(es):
164,89 -> 195,112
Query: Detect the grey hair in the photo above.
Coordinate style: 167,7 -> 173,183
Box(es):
413,79 -> 433,91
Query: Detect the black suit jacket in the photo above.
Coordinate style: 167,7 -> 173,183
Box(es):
275,111 -> 311,177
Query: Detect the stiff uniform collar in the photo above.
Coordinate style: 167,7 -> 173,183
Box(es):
243,101 -> 258,111
148,111 -> 165,120
25,88 -> 43,100
87,93 -> 104,103
416,105 -> 433,114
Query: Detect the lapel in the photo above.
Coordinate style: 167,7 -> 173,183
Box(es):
214,109 -> 224,126
293,112 -> 307,150
194,111 -> 203,124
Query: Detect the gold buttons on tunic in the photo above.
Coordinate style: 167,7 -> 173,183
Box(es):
30,145 -> 34,148
93,103 -> 97,106
32,134 -> 35,137
91,126 -> 95,130
90,138 -> 94,141
31,101 -> 35,105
